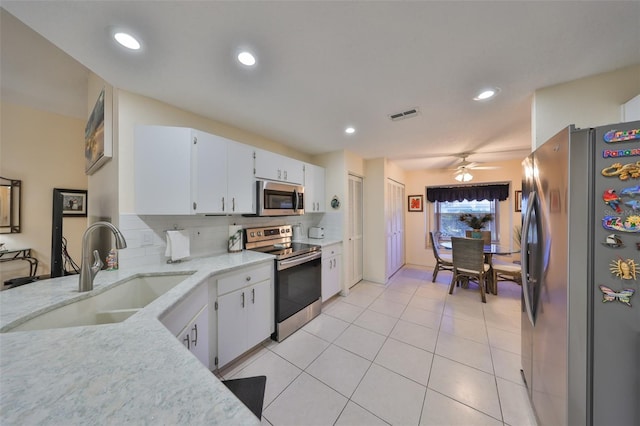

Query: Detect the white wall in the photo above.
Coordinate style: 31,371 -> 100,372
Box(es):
533,64 -> 640,148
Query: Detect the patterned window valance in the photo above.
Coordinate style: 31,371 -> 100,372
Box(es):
426,183 -> 510,202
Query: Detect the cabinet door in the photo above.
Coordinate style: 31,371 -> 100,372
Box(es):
322,244 -> 342,302
217,289 -> 248,367
304,164 -> 325,212
194,132 -> 227,214
246,280 -> 272,348
179,305 -> 209,368
255,149 -> 304,184
134,125 -> 193,215
227,141 -> 255,214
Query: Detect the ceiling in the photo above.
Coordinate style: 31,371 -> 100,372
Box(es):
2,1 -> 639,170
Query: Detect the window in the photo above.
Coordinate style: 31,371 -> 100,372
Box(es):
435,199 -> 499,241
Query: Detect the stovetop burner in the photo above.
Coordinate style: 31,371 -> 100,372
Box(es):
244,225 -> 320,260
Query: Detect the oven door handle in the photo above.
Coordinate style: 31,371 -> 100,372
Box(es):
277,251 -> 322,270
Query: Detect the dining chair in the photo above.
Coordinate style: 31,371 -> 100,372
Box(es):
449,237 -> 491,303
429,231 -> 454,282
491,260 -> 522,295
465,230 -> 491,245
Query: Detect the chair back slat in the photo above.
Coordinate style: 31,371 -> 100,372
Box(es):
451,237 -> 484,271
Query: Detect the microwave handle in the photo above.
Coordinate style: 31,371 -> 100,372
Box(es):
293,189 -> 300,212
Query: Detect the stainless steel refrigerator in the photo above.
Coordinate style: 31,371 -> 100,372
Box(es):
521,121 -> 640,426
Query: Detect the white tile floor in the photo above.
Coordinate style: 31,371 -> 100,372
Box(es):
218,265 -> 538,426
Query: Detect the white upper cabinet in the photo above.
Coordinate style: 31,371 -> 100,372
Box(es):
254,149 -> 304,184
134,125 -> 255,215
304,163 -> 325,213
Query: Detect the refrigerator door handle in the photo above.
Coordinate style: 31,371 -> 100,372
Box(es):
521,190 -> 536,326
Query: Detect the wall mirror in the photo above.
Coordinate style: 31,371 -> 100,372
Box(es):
0,177 -> 21,234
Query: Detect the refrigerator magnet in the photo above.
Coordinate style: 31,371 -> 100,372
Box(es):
602,215 -> 640,232
602,234 -> 625,248
609,258 -> 637,280
601,161 -> 640,180
598,285 -> 635,307
619,185 -> 640,197
603,128 -> 640,143
602,189 -> 623,212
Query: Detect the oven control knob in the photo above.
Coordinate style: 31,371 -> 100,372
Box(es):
250,232 -> 255,237
280,229 -> 285,234
257,231 -> 262,236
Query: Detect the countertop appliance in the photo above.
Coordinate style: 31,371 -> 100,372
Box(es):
255,180 -> 304,216
245,225 -> 321,341
308,226 -> 324,239
521,121 -> 640,426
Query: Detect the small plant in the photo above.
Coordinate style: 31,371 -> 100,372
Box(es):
459,213 -> 493,230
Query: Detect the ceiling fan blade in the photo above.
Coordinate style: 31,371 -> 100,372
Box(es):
470,166 -> 501,170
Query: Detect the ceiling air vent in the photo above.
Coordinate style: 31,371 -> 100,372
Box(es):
388,107 -> 420,121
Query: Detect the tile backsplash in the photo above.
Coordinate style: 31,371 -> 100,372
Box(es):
118,213 -> 339,266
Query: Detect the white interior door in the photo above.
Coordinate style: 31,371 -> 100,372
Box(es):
386,179 -> 405,279
347,174 -> 363,288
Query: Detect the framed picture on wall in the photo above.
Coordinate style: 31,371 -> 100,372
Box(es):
408,195 -> 423,212
85,86 -> 113,175
515,190 -> 522,212
57,189 -> 88,217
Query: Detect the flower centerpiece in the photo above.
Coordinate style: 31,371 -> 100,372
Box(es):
459,213 -> 493,230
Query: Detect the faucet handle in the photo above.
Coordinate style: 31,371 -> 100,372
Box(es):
91,249 -> 104,275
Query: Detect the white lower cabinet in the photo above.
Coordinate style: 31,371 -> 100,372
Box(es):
322,243 -> 342,302
160,282 -> 212,369
216,263 -> 274,368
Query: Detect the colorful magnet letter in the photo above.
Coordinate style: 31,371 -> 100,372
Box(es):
609,258 -> 637,280
598,285 -> 635,307
602,234 -> 625,248
603,189 -> 622,212
601,162 -> 640,181
602,215 -> 640,232
603,128 -> 640,143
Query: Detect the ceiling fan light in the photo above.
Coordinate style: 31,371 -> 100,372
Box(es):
455,172 -> 473,182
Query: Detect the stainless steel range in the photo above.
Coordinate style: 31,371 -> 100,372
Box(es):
245,225 -> 322,342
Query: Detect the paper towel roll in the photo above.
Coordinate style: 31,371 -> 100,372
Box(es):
165,230 -> 190,262
228,225 -> 243,253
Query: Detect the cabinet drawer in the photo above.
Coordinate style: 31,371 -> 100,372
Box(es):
217,263 -> 272,295
322,243 -> 342,259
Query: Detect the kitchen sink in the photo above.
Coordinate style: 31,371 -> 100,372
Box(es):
6,273 -> 193,332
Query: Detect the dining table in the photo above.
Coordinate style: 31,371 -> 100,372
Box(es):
440,241 -> 519,294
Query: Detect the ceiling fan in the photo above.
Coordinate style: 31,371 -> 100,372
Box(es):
449,154 -> 501,182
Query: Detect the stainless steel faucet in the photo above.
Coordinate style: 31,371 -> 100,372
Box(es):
79,221 -> 127,292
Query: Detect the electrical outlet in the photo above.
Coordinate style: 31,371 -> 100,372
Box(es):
141,230 -> 154,246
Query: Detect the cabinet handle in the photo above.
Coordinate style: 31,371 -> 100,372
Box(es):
222,197 -> 225,211
278,169 -> 282,179
232,197 -> 236,212
246,276 -> 251,282
252,288 -> 255,304
191,323 -> 198,346
284,170 -> 288,180
183,334 -> 190,350
241,291 -> 245,308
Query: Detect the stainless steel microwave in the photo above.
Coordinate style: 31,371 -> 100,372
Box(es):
256,180 -> 304,216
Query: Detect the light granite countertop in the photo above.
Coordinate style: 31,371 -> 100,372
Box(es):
0,251 -> 274,425
291,236 -> 342,247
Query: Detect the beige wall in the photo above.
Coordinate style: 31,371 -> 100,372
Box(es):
403,157 -> 524,268
533,64 -> 640,148
0,102 -> 87,282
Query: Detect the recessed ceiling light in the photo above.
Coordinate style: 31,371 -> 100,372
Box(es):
238,51 -> 256,66
345,127 -> 356,134
473,88 -> 500,101
113,32 -> 141,50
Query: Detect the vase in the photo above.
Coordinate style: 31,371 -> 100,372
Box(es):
471,230 -> 482,239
